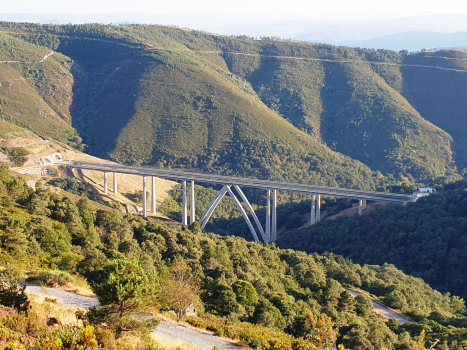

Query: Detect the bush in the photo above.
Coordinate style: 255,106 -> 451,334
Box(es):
42,270 -> 75,287
0,264 -> 29,312
28,325 -> 99,350
95,328 -> 116,350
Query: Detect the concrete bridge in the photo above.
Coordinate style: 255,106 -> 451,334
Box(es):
63,161 -> 420,243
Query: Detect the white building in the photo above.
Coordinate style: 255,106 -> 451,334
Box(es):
413,187 -> 436,195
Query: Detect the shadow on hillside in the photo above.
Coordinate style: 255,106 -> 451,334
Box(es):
58,38 -> 156,158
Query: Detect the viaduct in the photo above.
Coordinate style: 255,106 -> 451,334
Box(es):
63,161 -> 421,243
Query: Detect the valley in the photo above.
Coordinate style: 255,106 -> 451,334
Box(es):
0,22 -> 466,350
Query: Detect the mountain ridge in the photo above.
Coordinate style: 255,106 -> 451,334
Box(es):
0,23 -> 465,187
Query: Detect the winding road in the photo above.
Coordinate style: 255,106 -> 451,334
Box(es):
24,284 -> 242,350
347,289 -> 410,324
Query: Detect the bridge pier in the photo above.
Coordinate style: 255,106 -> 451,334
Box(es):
182,181 -> 187,226
316,194 -> 321,222
113,172 -> 118,194
271,190 -> 277,242
104,173 -> 108,194
358,200 -> 363,215
266,190 -> 271,242
190,181 -> 195,224
143,176 -> 147,218
310,194 -> 316,224
151,177 -> 156,214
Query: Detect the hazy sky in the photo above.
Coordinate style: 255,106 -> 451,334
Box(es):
4,0 -> 467,20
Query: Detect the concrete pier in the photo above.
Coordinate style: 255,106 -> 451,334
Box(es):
358,199 -> 364,215
143,176 -> 147,218
113,172 -> 118,194
271,190 -> 277,242
311,194 -> 316,224
266,190 -> 271,242
182,181 -> 187,226
104,173 -> 108,194
190,181 -> 195,225
316,194 -> 321,222
151,177 -> 156,214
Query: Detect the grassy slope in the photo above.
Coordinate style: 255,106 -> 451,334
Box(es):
0,33 -> 80,146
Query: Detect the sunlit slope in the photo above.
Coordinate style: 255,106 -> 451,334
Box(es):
108,51 -> 377,188
0,33 -> 80,146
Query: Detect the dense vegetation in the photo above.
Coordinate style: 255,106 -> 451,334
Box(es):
1,166 -> 467,349
0,22 -> 465,186
276,182 -> 467,304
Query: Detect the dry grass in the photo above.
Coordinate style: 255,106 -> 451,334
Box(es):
28,294 -> 82,326
54,281 -> 96,298
151,333 -> 203,350
5,132 -> 177,214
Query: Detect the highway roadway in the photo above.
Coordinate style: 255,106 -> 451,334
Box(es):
64,161 -> 419,203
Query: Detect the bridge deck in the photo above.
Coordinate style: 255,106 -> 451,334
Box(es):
66,161 -> 417,203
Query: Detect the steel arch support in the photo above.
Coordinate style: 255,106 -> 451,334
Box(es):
226,187 -> 260,243
200,185 -> 228,228
233,185 -> 267,242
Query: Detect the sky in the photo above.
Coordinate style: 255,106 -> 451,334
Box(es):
4,0 -> 467,20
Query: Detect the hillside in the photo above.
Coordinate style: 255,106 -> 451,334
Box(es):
0,118 -> 177,214
1,168 -> 467,350
0,32 -> 82,148
276,185 -> 467,302
0,23 -> 464,187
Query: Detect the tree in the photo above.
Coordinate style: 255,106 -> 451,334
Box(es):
337,290 -> 355,313
233,280 -> 259,306
303,313 -> 337,349
160,257 -> 202,321
355,294 -> 373,317
91,258 -> 160,335
94,258 -> 160,316
0,263 -> 29,312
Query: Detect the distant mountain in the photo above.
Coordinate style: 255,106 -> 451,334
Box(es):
334,31 -> 467,52
289,14 -> 467,43
3,13 -> 467,41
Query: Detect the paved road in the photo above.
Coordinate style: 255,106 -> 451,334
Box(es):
153,321 -> 242,350
25,284 -> 242,349
24,284 -> 100,309
347,289 -> 410,324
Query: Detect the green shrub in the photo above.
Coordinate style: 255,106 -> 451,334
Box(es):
0,264 -> 29,312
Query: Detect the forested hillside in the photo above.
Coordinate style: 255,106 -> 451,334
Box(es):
0,22 -> 465,187
276,185 -> 467,303
1,165 -> 467,349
